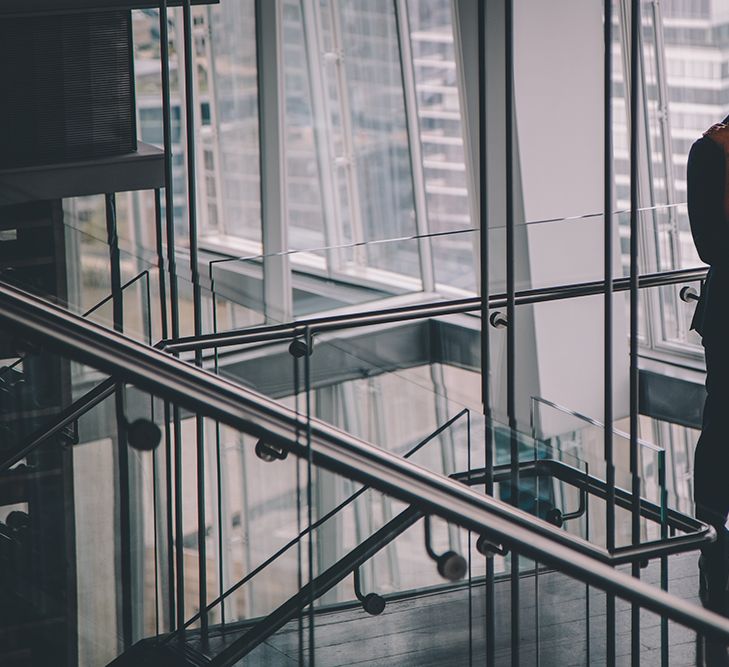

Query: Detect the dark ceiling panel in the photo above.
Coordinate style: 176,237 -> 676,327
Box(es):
0,143 -> 164,205
0,0 -> 217,17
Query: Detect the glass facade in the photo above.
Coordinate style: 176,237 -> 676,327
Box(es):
2,1 -> 727,664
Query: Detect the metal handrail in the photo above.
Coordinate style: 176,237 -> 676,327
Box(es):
0,377 -> 115,473
169,408 -> 470,638
0,268 -> 150,380
0,269 -> 152,473
458,461 -> 712,563
210,506 -> 424,666
163,266 -> 708,353
0,281 -> 727,642
188,455 -> 714,665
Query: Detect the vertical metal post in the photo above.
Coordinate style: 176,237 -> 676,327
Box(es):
159,0 -> 184,633
153,194 -> 174,632
148,200 -> 161,637
181,0 -> 202,386
477,1 -> 495,664
529,417 -> 539,663
162,399 -> 175,631
159,2 -> 179,341
106,192 -> 124,345
173,411 -> 184,634
154,189 -> 169,342
210,271 -> 226,626
629,0 -> 642,664
659,450 -> 669,667
181,0 -> 208,642
304,325 -> 315,664
504,1 -> 519,665
467,409 -> 473,667
215,429 -> 225,628
106,193 -> 133,648
292,351 -> 304,665
152,402 -> 160,637
604,0 -> 617,663
585,478 -> 592,665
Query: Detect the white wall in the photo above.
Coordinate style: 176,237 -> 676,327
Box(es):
454,0 -> 630,435
513,0 -> 630,435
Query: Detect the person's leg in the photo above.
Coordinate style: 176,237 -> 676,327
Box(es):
695,334 -> 729,614
694,336 -> 729,527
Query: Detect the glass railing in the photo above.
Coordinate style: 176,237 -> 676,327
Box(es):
0,198 -> 715,665
198,201 -> 704,324
186,287 -> 705,564
16,200 -> 704,365
0,280 -> 724,667
531,396 -> 670,549
0,262 -> 163,473
0,217 -> 270,345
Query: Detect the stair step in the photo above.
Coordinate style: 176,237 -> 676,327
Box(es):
108,638 -> 212,666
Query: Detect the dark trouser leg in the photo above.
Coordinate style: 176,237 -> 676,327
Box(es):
695,335 -> 729,616
694,336 -> 729,529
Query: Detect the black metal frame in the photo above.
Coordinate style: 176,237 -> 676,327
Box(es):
0,228 -> 710,664
167,454 -> 714,665
0,1 -> 716,662
603,0 -> 617,661
455,461 -> 711,564
176,448 -> 714,665
0,281 -> 727,647
629,3 -> 643,663
162,266 -> 708,354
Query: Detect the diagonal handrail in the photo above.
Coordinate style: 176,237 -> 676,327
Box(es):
0,377 -> 116,474
167,408 -> 470,638
211,506 -> 423,665
0,270 -> 150,472
176,447 -> 715,661
0,268 -> 150,381
198,458 -> 715,665
0,281 -> 726,643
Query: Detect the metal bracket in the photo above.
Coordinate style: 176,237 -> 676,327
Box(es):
546,488 -> 588,528
424,515 -> 467,581
125,417 -> 162,452
288,337 -> 314,358
679,285 -> 699,303
476,534 -> 509,558
489,311 -> 508,329
254,439 -> 288,462
353,567 -> 386,616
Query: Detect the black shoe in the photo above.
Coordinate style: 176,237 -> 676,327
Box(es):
699,552 -> 729,615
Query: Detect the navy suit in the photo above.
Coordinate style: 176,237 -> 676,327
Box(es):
688,129 -> 729,530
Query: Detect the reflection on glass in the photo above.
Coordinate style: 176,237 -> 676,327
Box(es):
408,0 -> 475,289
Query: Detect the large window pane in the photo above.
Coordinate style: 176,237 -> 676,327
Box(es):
408,0 -> 475,290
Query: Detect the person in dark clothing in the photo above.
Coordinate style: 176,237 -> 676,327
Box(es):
687,120 -> 729,619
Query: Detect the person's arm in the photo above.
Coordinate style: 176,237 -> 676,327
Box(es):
704,123 -> 729,221
687,132 -> 729,266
